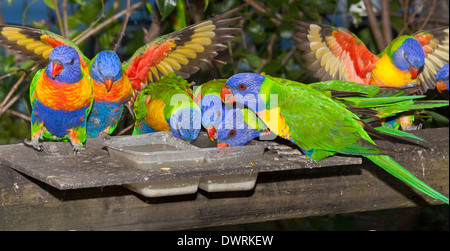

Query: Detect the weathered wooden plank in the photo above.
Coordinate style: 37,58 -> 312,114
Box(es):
0,128 -> 448,230
0,132 -> 362,190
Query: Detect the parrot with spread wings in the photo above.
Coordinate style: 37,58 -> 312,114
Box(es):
293,21 -> 449,95
0,7 -> 241,138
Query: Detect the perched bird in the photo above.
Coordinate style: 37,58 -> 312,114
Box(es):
86,51 -> 132,138
0,8 -> 241,137
0,25 -> 131,138
24,45 -> 93,153
436,63 -> 449,97
132,73 -> 201,141
193,79 -> 228,140
293,21 -> 449,94
222,72 -> 449,204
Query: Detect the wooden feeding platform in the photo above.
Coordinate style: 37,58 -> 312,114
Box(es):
0,128 -> 448,230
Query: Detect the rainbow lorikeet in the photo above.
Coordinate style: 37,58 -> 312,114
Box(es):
0,8 -> 241,137
222,72 -> 449,204
221,75 -> 449,133
0,25 -> 132,139
293,22 -> 449,94
132,73 -> 201,141
436,63 -> 449,97
86,51 -> 132,138
193,79 -> 228,140
24,45 -> 94,153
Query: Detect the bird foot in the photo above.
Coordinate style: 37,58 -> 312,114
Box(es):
71,144 -> 85,154
24,138 -> 44,152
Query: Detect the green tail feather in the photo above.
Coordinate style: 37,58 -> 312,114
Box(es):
374,125 -> 426,142
338,96 -> 426,108
365,155 -> 449,204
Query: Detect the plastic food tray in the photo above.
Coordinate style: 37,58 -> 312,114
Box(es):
105,132 -> 264,197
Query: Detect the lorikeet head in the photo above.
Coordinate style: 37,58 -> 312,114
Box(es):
388,36 -> 425,79
216,107 -> 262,147
436,64 -> 449,93
46,45 -> 81,83
89,51 -> 122,92
169,106 -> 201,141
223,73 -> 266,112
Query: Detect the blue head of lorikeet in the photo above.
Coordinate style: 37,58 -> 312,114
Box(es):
89,51 -> 123,92
46,45 -> 82,83
223,73 -> 266,112
216,107 -> 262,147
389,37 -> 425,79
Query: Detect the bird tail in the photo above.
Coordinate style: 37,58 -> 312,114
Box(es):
365,155 -> 448,204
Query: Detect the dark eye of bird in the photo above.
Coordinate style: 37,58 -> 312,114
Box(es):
239,84 -> 246,90
67,58 -> 75,65
229,129 -> 236,137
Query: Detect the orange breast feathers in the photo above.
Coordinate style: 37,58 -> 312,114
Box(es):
92,74 -> 132,102
36,73 -> 93,111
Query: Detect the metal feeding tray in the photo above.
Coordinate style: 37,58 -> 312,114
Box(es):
104,132 -> 265,197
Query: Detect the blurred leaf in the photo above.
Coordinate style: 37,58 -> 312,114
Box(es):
248,22 -> 266,43
146,2 -> 155,14
67,16 -> 81,29
261,60 -> 282,75
77,1 -> 102,26
245,54 -> 262,68
43,0 -> 56,10
156,0 -> 178,20
170,0 -> 186,30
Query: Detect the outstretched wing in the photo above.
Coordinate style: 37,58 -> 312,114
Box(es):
0,24 -> 89,69
413,26 -> 449,94
123,8 -> 242,91
293,21 -> 379,84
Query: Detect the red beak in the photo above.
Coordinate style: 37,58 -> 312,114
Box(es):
409,66 -> 420,79
221,86 -> 236,103
206,127 -> 216,141
104,78 -> 114,92
436,81 -> 447,93
52,61 -> 63,79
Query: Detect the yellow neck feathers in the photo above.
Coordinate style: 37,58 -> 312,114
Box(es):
370,54 -> 417,87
